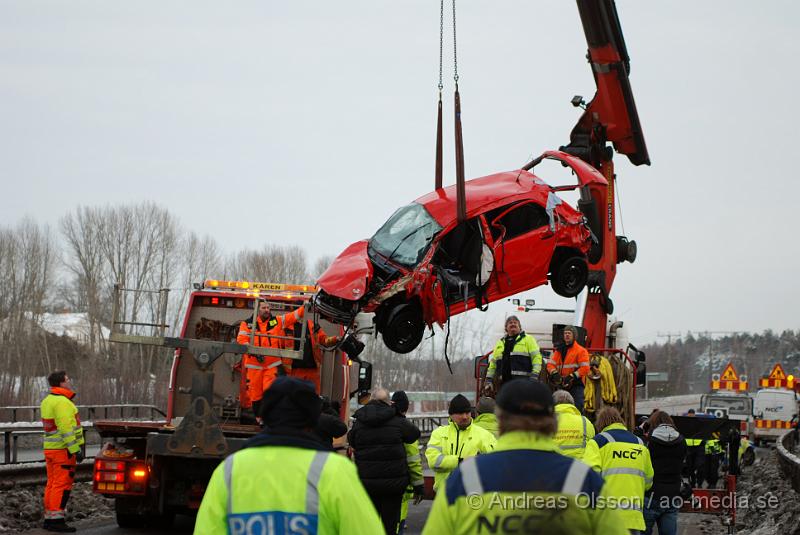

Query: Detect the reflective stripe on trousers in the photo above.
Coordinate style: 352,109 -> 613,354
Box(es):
224,451 -> 330,517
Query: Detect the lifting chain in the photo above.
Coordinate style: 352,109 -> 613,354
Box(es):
438,0 -> 459,89
452,0 -> 459,85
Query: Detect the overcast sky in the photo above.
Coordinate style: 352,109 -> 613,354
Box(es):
1,1 -> 798,345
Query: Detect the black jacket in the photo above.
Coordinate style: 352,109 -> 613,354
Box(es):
313,411 -> 348,449
347,401 -> 421,496
646,424 -> 687,501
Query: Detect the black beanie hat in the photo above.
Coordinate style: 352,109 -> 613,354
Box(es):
260,376 -> 322,429
448,394 -> 472,415
496,380 -> 554,416
392,390 -> 410,414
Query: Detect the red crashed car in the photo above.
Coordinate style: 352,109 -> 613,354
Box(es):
316,151 -> 602,353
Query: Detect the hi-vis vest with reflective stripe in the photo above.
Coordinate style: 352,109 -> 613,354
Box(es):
582,423 -> 654,532
41,389 -> 84,454
194,445 -> 383,535
421,431 -> 629,535
487,333 -> 542,380
554,404 -> 595,459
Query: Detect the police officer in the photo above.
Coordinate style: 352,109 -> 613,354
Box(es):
425,394 -> 496,492
41,371 -> 85,532
195,377 -> 382,535
422,381 -> 627,535
484,315 -> 542,395
553,390 -> 595,459
583,407 -> 654,534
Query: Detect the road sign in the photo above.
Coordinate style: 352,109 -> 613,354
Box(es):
711,362 -> 748,391
760,363 -> 795,389
646,372 -> 669,382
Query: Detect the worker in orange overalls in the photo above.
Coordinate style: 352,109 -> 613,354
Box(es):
40,370 -> 85,533
290,320 -> 340,392
238,300 -> 305,418
546,325 -> 590,412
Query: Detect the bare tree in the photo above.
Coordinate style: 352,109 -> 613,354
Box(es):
311,255 -> 335,281
61,207 -> 106,352
227,245 -> 310,284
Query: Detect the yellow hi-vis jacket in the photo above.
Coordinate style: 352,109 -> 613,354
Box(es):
195,444 -> 382,535
400,439 -> 424,524
553,403 -> 595,459
41,387 -> 84,454
473,413 -> 499,438
425,420 -> 496,491
486,333 -> 543,381
583,423 -> 654,532
421,431 -> 628,535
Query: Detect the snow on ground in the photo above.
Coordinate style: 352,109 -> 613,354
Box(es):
36,312 -> 110,342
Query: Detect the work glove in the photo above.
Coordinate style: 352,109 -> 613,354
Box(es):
413,484 -> 425,505
549,370 -> 561,385
482,380 -> 494,396
561,375 -> 575,390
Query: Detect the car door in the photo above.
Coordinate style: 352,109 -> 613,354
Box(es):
488,201 -> 556,295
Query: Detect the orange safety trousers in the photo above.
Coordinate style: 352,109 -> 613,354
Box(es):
291,368 -> 321,393
43,449 -> 76,519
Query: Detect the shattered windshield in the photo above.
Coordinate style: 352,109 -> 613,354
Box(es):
368,203 -> 442,267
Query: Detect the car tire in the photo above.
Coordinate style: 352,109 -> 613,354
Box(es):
380,302 -> 424,354
551,255 -> 588,298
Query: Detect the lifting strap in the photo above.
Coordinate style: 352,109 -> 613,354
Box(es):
435,0 -> 467,225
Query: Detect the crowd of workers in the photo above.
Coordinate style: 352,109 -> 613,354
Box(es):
38,310 -> 747,534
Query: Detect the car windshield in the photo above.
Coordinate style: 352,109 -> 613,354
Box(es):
368,203 -> 442,267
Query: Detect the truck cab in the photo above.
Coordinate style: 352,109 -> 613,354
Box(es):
700,392 -> 754,435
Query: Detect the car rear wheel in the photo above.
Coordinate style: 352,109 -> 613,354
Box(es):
379,302 -> 424,354
551,255 -> 588,298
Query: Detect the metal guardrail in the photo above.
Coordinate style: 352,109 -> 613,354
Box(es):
0,403 -> 165,423
776,428 -> 800,494
0,404 -> 166,466
407,414 -> 449,438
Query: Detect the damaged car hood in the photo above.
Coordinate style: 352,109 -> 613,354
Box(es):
317,240 -> 373,301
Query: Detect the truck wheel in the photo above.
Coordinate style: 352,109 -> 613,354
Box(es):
116,512 -> 146,529
115,497 -> 147,529
551,255 -> 588,298
380,302 -> 424,354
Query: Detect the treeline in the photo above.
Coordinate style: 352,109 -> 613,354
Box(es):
641,330 -> 800,397
0,204 -> 331,408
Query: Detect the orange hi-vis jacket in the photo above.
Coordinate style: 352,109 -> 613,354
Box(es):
547,341 -> 591,381
238,306 -> 305,403
291,320 -> 339,392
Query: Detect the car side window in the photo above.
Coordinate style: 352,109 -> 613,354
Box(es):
488,202 -> 550,241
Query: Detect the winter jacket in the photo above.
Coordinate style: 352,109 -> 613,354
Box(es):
473,413 -> 498,438
425,419 -> 497,491
348,400 -> 421,496
646,424 -> 687,501
313,412 -> 348,449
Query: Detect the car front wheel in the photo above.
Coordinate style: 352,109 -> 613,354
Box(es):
551,255 -> 588,298
378,302 -> 424,354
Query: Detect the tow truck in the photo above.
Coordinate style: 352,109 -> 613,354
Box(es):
91,280 -> 372,527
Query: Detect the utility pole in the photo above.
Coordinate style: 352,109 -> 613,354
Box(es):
657,332 -> 682,397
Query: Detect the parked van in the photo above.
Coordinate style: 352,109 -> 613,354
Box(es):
752,388 -> 799,444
